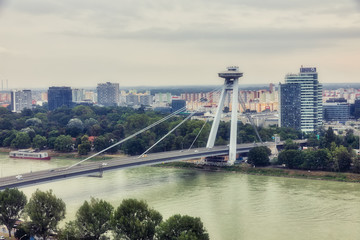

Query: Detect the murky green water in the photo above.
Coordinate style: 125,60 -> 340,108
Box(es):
1,154 -> 360,239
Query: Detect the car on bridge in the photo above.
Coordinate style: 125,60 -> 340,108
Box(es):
16,175 -> 23,180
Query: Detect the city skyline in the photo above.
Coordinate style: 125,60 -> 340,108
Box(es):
0,0 -> 359,88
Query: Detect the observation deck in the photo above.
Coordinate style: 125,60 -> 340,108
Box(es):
218,66 -> 243,79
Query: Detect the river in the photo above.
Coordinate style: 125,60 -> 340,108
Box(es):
1,154 -> 360,239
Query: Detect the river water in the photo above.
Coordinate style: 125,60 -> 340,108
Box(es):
1,154 -> 360,240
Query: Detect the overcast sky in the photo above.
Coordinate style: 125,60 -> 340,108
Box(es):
0,0 -> 359,89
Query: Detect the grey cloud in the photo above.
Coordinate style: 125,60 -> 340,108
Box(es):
65,26 -> 360,42
9,0 -> 343,12
58,26 -> 360,54
9,0 -> 353,18
355,0 -> 360,8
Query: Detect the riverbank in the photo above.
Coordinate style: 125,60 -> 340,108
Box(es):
159,162 -> 360,183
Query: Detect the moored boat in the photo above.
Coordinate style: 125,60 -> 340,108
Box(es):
9,149 -> 51,160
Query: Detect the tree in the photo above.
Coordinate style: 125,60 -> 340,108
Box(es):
247,146 -> 271,167
307,134 -> 319,147
344,129 -> 358,149
72,105 -> 95,119
25,118 -> 42,127
94,136 -> 107,152
26,189 -> 66,239
278,150 -> 303,169
352,156 -> 360,174
78,135 -> 91,155
20,127 -> 36,140
21,108 -> 33,117
121,138 -> 145,155
0,107 -> 10,115
0,118 -> 13,130
66,118 -> 84,137
300,150 -> 329,170
156,214 -> 209,240
11,132 -> 31,149
2,130 -> 17,147
113,124 -> 125,139
54,135 -> 73,152
32,135 -> 47,149
324,127 -> 336,149
78,143 -> 91,155
315,149 -> 331,171
332,145 -> 352,172
112,199 -> 162,240
283,139 -> 299,150
57,221 -> 80,240
84,118 -> 99,135
75,198 -> 114,240
0,188 -> 27,237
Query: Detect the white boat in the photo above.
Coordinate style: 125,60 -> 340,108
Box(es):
9,149 -> 51,160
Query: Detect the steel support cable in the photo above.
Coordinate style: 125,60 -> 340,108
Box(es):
137,87 -> 223,157
66,106 -> 187,169
188,118 -> 208,151
238,93 -> 263,143
138,112 -> 196,158
137,87 -> 224,157
66,86 -> 223,169
138,87 -> 222,158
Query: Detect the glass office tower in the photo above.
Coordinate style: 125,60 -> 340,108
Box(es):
280,67 -> 322,133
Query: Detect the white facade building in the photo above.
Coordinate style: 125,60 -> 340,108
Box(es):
11,90 -> 32,113
284,66 -> 323,133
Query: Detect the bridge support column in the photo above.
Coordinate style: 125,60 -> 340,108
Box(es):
206,85 -> 226,148
229,78 -> 239,164
206,66 -> 243,165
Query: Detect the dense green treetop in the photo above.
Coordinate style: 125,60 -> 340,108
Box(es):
112,198 -> 162,240
75,198 -> 114,240
247,146 -> 271,167
54,135 -> 73,152
0,188 -> 27,237
0,106 -> 304,154
26,189 -> 66,239
156,214 -> 209,240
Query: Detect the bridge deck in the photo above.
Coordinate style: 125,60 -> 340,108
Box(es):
0,141 -> 306,190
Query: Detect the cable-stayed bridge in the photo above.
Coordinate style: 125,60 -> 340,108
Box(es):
0,143 -> 255,190
0,66 -> 307,190
0,141 -> 308,190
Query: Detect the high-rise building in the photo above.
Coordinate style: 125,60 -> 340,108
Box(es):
171,98 -> 186,112
139,94 -> 153,106
279,83 -> 301,130
269,83 -> 275,92
280,66 -> 322,133
72,89 -> 86,103
125,94 -> 139,106
154,93 -> 172,103
323,102 -> 350,122
48,87 -> 72,111
11,90 -> 32,112
352,99 -> 360,119
97,82 -> 119,106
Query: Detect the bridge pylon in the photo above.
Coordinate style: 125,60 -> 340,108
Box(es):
206,66 -> 243,165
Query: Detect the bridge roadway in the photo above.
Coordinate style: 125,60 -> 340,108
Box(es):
0,140 -> 307,190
